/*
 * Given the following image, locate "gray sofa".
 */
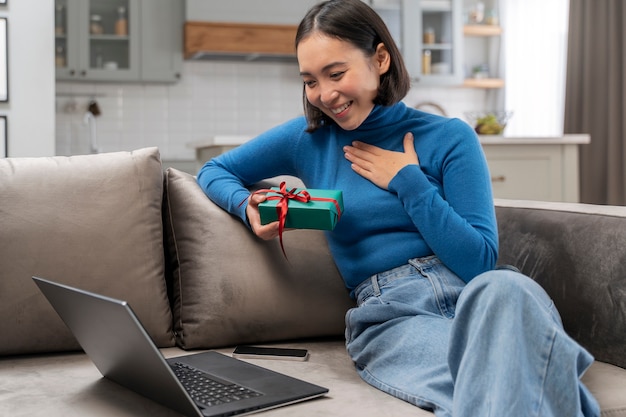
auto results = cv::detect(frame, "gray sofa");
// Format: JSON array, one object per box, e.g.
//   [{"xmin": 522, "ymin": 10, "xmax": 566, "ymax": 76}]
[{"xmin": 1, "ymin": 147, "xmax": 625, "ymax": 417}]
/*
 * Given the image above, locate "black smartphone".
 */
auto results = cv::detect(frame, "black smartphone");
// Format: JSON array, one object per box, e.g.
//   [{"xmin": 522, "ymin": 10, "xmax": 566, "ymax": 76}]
[{"xmin": 232, "ymin": 345, "xmax": 310, "ymax": 361}]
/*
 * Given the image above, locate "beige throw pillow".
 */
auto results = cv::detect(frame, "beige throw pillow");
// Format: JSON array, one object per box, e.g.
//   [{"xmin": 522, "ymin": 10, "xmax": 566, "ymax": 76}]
[
  {"xmin": 163, "ymin": 168, "xmax": 354, "ymax": 349},
  {"xmin": 0, "ymin": 148, "xmax": 174, "ymax": 355}
]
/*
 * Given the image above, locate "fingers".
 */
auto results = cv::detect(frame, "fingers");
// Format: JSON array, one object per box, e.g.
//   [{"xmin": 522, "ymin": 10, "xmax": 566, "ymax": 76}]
[
  {"xmin": 342, "ymin": 132, "xmax": 420, "ymax": 190},
  {"xmin": 246, "ymin": 194, "xmax": 280, "ymax": 240},
  {"xmin": 343, "ymin": 141, "xmax": 377, "ymax": 165},
  {"xmin": 255, "ymin": 222, "xmax": 280, "ymax": 240},
  {"xmin": 403, "ymin": 132, "xmax": 414, "ymax": 153},
  {"xmin": 403, "ymin": 132, "xmax": 419, "ymax": 165}
]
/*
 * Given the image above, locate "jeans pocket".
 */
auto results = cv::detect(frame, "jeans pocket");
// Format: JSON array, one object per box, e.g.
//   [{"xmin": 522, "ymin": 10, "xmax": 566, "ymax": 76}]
[{"xmin": 409, "ymin": 258, "xmax": 466, "ymax": 319}]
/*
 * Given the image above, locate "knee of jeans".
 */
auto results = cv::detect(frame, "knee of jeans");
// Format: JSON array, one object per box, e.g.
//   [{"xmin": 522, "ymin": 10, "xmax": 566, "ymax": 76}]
[
  {"xmin": 462, "ymin": 269, "xmax": 553, "ymax": 312},
  {"xmin": 463, "ymin": 269, "xmax": 530, "ymax": 303},
  {"xmin": 471, "ymin": 267, "xmax": 518, "ymax": 283},
  {"xmin": 495, "ymin": 264, "xmax": 521, "ymax": 273}
]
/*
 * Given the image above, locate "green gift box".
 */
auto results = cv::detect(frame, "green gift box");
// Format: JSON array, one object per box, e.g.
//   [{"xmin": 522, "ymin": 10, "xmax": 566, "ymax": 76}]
[{"xmin": 259, "ymin": 186, "xmax": 343, "ymax": 231}]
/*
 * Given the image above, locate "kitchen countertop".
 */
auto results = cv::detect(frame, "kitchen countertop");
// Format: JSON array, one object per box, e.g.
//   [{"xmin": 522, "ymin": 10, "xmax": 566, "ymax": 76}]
[
  {"xmin": 187, "ymin": 135, "xmax": 253, "ymax": 149},
  {"xmin": 478, "ymin": 134, "xmax": 590, "ymax": 145},
  {"xmin": 188, "ymin": 134, "xmax": 591, "ymax": 150}
]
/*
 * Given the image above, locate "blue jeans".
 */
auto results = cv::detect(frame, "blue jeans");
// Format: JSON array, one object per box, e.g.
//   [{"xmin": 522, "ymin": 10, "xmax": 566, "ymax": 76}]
[{"xmin": 345, "ymin": 256, "xmax": 600, "ymax": 417}]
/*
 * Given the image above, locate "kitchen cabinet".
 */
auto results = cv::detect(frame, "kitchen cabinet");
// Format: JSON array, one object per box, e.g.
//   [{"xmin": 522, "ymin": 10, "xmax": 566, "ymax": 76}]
[
  {"xmin": 480, "ymin": 135, "xmax": 590, "ymax": 203},
  {"xmin": 140, "ymin": 0, "xmax": 183, "ymax": 83},
  {"xmin": 369, "ymin": 0, "xmax": 463, "ymax": 85},
  {"xmin": 54, "ymin": 0, "xmax": 182, "ymax": 83},
  {"xmin": 185, "ymin": 0, "xmax": 319, "ymax": 25}
]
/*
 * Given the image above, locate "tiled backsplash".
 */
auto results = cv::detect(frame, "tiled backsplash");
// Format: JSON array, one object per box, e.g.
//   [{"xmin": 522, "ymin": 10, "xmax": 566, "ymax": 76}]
[{"xmin": 55, "ymin": 61, "xmax": 485, "ymax": 162}]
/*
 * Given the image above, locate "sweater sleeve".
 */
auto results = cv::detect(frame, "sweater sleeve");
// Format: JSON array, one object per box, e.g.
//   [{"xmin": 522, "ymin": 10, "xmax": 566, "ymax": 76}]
[
  {"xmin": 196, "ymin": 118, "xmax": 305, "ymax": 223},
  {"xmin": 388, "ymin": 118, "xmax": 498, "ymax": 282}
]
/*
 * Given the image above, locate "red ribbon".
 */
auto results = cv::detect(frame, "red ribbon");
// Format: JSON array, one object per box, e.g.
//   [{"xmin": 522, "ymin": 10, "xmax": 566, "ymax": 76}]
[{"xmin": 243, "ymin": 182, "xmax": 341, "ymax": 259}]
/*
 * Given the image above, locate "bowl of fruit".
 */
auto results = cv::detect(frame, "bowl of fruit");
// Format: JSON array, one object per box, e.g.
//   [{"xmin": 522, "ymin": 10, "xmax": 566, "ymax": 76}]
[{"xmin": 464, "ymin": 111, "xmax": 513, "ymax": 135}]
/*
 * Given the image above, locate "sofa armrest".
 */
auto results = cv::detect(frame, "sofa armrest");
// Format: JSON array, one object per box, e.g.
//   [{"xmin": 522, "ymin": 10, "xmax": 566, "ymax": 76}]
[{"xmin": 495, "ymin": 199, "xmax": 626, "ymax": 369}]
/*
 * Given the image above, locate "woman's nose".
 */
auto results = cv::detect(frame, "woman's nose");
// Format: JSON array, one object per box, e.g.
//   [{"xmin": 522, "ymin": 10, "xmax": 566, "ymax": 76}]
[{"xmin": 319, "ymin": 83, "xmax": 338, "ymax": 105}]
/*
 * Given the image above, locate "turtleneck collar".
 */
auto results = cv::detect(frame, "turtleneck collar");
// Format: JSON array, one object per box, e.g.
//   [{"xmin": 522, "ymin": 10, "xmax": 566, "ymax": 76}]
[{"xmin": 349, "ymin": 102, "xmax": 407, "ymax": 133}]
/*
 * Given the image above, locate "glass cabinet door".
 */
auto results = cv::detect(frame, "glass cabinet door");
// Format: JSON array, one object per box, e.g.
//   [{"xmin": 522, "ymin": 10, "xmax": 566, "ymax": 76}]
[
  {"xmin": 81, "ymin": 0, "xmax": 139, "ymax": 81},
  {"xmin": 55, "ymin": 0, "xmax": 140, "ymax": 82},
  {"xmin": 416, "ymin": 0, "xmax": 463, "ymax": 85},
  {"xmin": 55, "ymin": 0, "xmax": 79, "ymax": 79},
  {"xmin": 369, "ymin": 0, "xmax": 463, "ymax": 85}
]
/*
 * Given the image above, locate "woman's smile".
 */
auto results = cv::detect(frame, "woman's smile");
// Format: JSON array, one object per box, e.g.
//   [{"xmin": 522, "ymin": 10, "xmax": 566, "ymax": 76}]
[{"xmin": 331, "ymin": 101, "xmax": 352, "ymax": 117}]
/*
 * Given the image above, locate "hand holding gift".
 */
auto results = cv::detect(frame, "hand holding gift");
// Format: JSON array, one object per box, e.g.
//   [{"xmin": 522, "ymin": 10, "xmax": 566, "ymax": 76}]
[{"xmin": 248, "ymin": 182, "xmax": 344, "ymax": 258}]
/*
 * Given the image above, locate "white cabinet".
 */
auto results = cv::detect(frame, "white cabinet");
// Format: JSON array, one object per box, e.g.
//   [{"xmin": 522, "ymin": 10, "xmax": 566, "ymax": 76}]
[
  {"xmin": 140, "ymin": 0, "xmax": 184, "ymax": 83},
  {"xmin": 185, "ymin": 0, "xmax": 320, "ymax": 25},
  {"xmin": 369, "ymin": 0, "xmax": 463, "ymax": 85},
  {"xmin": 55, "ymin": 0, "xmax": 140, "ymax": 82},
  {"xmin": 55, "ymin": 0, "xmax": 183, "ymax": 83},
  {"xmin": 480, "ymin": 135, "xmax": 590, "ymax": 202}
]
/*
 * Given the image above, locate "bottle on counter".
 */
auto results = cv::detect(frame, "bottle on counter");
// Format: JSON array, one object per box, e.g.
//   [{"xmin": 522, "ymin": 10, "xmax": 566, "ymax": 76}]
[
  {"xmin": 115, "ymin": 6, "xmax": 128, "ymax": 36},
  {"xmin": 422, "ymin": 50, "xmax": 432, "ymax": 75}
]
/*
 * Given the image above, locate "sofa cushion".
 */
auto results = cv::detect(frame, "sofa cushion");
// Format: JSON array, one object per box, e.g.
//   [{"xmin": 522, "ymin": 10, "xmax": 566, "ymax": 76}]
[
  {"xmin": 163, "ymin": 168, "xmax": 355, "ymax": 349},
  {"xmin": 495, "ymin": 199, "xmax": 626, "ymax": 370},
  {"xmin": 0, "ymin": 148, "xmax": 174, "ymax": 355}
]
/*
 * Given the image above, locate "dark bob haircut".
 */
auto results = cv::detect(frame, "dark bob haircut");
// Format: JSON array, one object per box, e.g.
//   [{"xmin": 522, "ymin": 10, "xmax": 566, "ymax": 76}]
[{"xmin": 295, "ymin": 0, "xmax": 411, "ymax": 132}]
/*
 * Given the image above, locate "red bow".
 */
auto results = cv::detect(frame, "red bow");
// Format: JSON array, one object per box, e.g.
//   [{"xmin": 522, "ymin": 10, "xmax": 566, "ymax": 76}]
[
  {"xmin": 253, "ymin": 182, "xmax": 310, "ymax": 258},
  {"xmin": 242, "ymin": 182, "xmax": 341, "ymax": 259}
]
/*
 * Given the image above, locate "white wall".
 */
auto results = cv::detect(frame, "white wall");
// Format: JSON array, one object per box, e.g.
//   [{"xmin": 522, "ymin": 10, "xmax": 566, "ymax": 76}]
[{"xmin": 1, "ymin": 1, "xmax": 55, "ymax": 157}]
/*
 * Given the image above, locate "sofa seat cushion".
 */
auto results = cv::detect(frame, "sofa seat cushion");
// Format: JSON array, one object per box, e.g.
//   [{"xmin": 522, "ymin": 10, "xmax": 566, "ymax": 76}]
[
  {"xmin": 163, "ymin": 168, "xmax": 355, "ymax": 349},
  {"xmin": 0, "ymin": 342, "xmax": 624, "ymax": 416},
  {"xmin": 0, "ymin": 148, "xmax": 174, "ymax": 355}
]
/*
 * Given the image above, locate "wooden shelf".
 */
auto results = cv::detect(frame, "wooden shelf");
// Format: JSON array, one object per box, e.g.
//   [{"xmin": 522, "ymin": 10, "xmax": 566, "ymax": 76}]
[
  {"xmin": 184, "ymin": 22, "xmax": 298, "ymax": 60},
  {"xmin": 463, "ymin": 25, "xmax": 503, "ymax": 36},
  {"xmin": 463, "ymin": 78, "xmax": 505, "ymax": 88}
]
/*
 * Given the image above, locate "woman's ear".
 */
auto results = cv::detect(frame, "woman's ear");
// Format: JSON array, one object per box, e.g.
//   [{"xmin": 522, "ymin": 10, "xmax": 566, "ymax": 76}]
[{"xmin": 374, "ymin": 43, "xmax": 391, "ymax": 75}]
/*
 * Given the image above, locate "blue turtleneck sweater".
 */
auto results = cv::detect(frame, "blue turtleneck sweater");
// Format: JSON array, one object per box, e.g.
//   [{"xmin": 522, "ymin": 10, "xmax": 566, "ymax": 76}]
[{"xmin": 197, "ymin": 102, "xmax": 498, "ymax": 292}]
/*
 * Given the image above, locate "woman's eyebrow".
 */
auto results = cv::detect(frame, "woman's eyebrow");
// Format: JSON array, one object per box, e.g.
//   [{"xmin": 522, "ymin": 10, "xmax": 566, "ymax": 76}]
[{"xmin": 299, "ymin": 61, "xmax": 347, "ymax": 77}]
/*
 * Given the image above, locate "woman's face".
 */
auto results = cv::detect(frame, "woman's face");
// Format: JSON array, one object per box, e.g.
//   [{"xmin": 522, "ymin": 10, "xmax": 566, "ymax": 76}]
[{"xmin": 297, "ymin": 32, "xmax": 390, "ymax": 131}]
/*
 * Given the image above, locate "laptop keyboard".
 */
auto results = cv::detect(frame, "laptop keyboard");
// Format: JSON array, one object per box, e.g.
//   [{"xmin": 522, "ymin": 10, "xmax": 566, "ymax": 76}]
[{"xmin": 171, "ymin": 362, "xmax": 263, "ymax": 407}]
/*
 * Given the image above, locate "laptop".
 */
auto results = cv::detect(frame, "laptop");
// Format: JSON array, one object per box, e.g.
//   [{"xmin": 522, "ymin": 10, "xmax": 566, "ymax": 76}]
[{"xmin": 32, "ymin": 276, "xmax": 328, "ymax": 417}]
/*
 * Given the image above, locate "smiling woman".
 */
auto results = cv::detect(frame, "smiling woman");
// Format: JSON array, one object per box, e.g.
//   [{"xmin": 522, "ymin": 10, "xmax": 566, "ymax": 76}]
[{"xmin": 196, "ymin": 1, "xmax": 600, "ymax": 415}]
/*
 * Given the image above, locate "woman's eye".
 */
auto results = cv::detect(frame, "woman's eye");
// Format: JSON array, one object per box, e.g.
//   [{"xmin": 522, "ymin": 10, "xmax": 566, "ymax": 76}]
[
  {"xmin": 303, "ymin": 80, "xmax": 316, "ymax": 88},
  {"xmin": 330, "ymin": 71, "xmax": 345, "ymax": 79}
]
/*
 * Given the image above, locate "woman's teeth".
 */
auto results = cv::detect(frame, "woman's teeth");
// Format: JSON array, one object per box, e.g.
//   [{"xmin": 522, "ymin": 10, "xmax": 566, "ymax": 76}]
[{"xmin": 332, "ymin": 102, "xmax": 351, "ymax": 115}]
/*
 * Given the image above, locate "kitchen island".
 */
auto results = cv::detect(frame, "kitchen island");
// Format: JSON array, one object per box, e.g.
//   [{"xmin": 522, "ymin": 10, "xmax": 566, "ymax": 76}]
[{"xmin": 190, "ymin": 134, "xmax": 590, "ymax": 203}]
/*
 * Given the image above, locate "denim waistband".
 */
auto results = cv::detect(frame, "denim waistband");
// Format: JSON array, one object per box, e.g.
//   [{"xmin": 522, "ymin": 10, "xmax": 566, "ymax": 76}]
[{"xmin": 351, "ymin": 255, "xmax": 441, "ymax": 301}]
